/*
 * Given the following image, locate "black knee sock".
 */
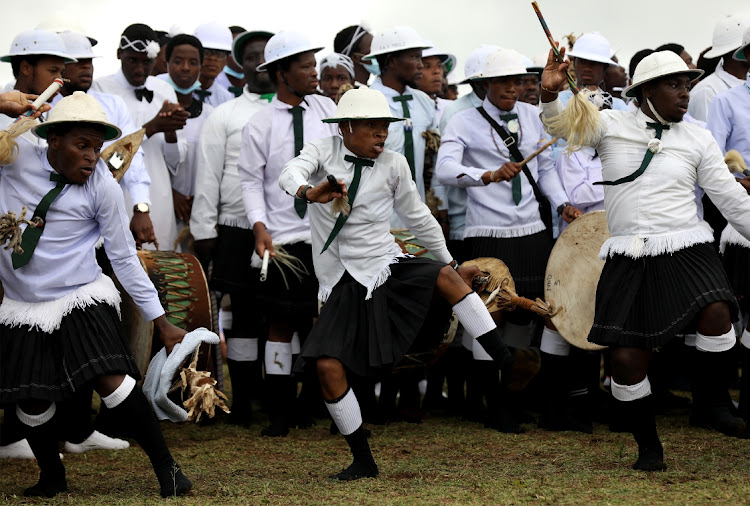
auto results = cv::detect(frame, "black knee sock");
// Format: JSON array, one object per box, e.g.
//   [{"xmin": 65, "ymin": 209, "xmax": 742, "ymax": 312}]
[
  {"xmin": 58, "ymin": 385, "xmax": 95, "ymax": 444},
  {"xmin": 23, "ymin": 417, "xmax": 67, "ymax": 497}
]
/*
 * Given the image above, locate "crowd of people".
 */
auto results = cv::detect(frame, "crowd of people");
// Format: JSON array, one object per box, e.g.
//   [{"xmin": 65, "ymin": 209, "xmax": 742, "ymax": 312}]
[{"xmin": 0, "ymin": 9, "xmax": 750, "ymax": 497}]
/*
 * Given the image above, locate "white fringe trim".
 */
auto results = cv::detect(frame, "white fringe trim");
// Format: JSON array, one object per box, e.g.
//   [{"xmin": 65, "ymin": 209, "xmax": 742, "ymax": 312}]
[
  {"xmin": 464, "ymin": 221, "xmax": 546, "ymax": 239},
  {"xmin": 94, "ymin": 236, "xmax": 105, "ymax": 249},
  {"xmin": 218, "ymin": 215, "xmax": 250, "ymax": 230},
  {"xmin": 0, "ymin": 276, "xmax": 122, "ymax": 334},
  {"xmin": 719, "ymin": 224, "xmax": 750, "ymax": 254},
  {"xmin": 599, "ymin": 226, "xmax": 714, "ymax": 260},
  {"xmin": 364, "ymin": 255, "xmax": 403, "ymax": 300},
  {"xmin": 318, "ymin": 284, "xmax": 334, "ymax": 304}
]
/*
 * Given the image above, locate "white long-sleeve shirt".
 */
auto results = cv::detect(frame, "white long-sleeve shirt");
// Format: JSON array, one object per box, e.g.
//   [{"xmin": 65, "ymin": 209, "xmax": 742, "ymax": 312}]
[
  {"xmin": 279, "ymin": 136, "xmax": 452, "ymax": 301},
  {"xmin": 51, "ymin": 90, "xmax": 152, "ymax": 206},
  {"xmin": 436, "ymin": 97, "xmax": 568, "ymax": 239},
  {"xmin": 369, "ymin": 78, "xmax": 447, "ymax": 217},
  {"xmin": 541, "ymin": 98, "xmax": 750, "ymax": 258},
  {"xmin": 237, "ymin": 94, "xmax": 337, "ymax": 245},
  {"xmin": 688, "ymin": 60, "xmax": 746, "ymax": 122},
  {"xmin": 706, "ymin": 76, "xmax": 750, "ymax": 161},
  {"xmin": 190, "ymin": 90, "xmax": 270, "ymax": 241},
  {"xmin": 92, "ymin": 70, "xmax": 186, "ymax": 250},
  {"xmin": 194, "ymin": 79, "xmax": 234, "ymax": 108},
  {"xmin": 0, "ymin": 139, "xmax": 164, "ymax": 322},
  {"xmin": 171, "ymin": 101, "xmax": 214, "ymax": 197},
  {"xmin": 556, "ymin": 147, "xmax": 605, "ymax": 232}
]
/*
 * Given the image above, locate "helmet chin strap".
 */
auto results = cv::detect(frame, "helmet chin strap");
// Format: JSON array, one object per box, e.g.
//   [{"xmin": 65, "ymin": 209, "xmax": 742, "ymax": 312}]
[
  {"xmin": 281, "ymin": 72, "xmax": 306, "ymax": 99},
  {"xmin": 646, "ymin": 97, "xmax": 669, "ymax": 125}
]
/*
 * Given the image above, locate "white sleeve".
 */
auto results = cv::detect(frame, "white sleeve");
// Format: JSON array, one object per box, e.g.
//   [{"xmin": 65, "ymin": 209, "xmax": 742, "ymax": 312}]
[
  {"xmin": 436, "ymin": 117, "xmax": 488, "ymax": 187},
  {"xmin": 237, "ymin": 121, "xmax": 267, "ymax": 227},
  {"xmin": 279, "ymin": 142, "xmax": 322, "ymax": 197},
  {"xmin": 190, "ymin": 112, "xmax": 225, "ymax": 240}
]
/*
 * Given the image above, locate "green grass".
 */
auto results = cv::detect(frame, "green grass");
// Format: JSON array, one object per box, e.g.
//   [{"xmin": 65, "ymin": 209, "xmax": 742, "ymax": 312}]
[{"xmin": 2, "ymin": 410, "xmax": 749, "ymax": 504}]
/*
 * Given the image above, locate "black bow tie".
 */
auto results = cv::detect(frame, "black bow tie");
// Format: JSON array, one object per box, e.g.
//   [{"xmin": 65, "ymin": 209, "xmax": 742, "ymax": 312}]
[
  {"xmin": 195, "ymin": 89, "xmax": 212, "ymax": 102},
  {"xmin": 134, "ymin": 87, "xmax": 153, "ymax": 103}
]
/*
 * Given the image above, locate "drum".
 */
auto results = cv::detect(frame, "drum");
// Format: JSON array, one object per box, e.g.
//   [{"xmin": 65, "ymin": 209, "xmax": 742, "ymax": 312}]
[
  {"xmin": 112, "ymin": 250, "xmax": 216, "ymax": 377},
  {"xmin": 545, "ymin": 211, "xmax": 610, "ymax": 351},
  {"xmin": 391, "ymin": 228, "xmax": 437, "ymax": 260}
]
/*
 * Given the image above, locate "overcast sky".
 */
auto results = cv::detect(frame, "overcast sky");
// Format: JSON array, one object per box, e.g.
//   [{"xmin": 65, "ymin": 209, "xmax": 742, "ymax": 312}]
[{"xmin": 1, "ymin": 0, "xmax": 749, "ymax": 86}]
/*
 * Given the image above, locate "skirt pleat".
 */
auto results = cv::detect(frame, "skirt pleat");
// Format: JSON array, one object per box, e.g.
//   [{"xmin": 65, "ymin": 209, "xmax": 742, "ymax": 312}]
[
  {"xmin": 0, "ymin": 302, "xmax": 140, "ymax": 403},
  {"xmin": 294, "ymin": 257, "xmax": 451, "ymax": 378},
  {"xmin": 589, "ymin": 242, "xmax": 739, "ymax": 348},
  {"xmin": 255, "ymin": 241, "xmax": 318, "ymax": 320}
]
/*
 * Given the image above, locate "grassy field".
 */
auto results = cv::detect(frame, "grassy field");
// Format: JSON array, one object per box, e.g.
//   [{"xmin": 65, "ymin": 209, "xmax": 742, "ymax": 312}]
[{"xmin": 2, "ymin": 396, "xmax": 749, "ymax": 505}]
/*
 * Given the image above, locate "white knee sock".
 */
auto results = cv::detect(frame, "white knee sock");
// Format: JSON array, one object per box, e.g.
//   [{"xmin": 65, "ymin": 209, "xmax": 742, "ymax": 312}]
[
  {"xmin": 695, "ymin": 328, "xmax": 736, "ymax": 352},
  {"xmin": 265, "ymin": 341, "xmax": 292, "ymax": 375},
  {"xmin": 101, "ymin": 375, "xmax": 136, "ymax": 409},
  {"xmin": 291, "ymin": 332, "xmax": 301, "ymax": 355},
  {"xmin": 452, "ymin": 293, "xmax": 496, "ymax": 338},
  {"xmin": 226, "ymin": 337, "xmax": 259, "ymax": 361},
  {"xmin": 325, "ymin": 387, "xmax": 363, "ymax": 436},
  {"xmin": 682, "ymin": 334, "xmax": 697, "ymax": 347},
  {"xmin": 16, "ymin": 403, "xmax": 56, "ymax": 427},
  {"xmin": 611, "ymin": 376, "xmax": 651, "ymax": 402},
  {"xmin": 540, "ymin": 327, "xmax": 570, "ymax": 357}
]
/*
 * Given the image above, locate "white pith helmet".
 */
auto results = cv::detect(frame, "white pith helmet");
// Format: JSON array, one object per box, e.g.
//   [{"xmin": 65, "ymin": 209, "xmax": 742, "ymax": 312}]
[
  {"xmin": 621, "ymin": 51, "xmax": 704, "ymax": 98},
  {"xmin": 256, "ymin": 31, "xmax": 324, "ymax": 71},
  {"xmin": 193, "ymin": 22, "xmax": 233, "ymax": 52},
  {"xmin": 422, "ymin": 44, "xmax": 457, "ymax": 74},
  {"xmin": 364, "ymin": 26, "xmax": 432, "ymax": 60},
  {"xmin": 733, "ymin": 25, "xmax": 750, "ymax": 61},
  {"xmin": 567, "ymin": 32, "xmax": 617, "ymax": 66},
  {"xmin": 479, "ymin": 48, "xmax": 532, "ymax": 79},
  {"xmin": 37, "ymin": 12, "xmax": 98, "ymax": 46},
  {"xmin": 460, "ymin": 44, "xmax": 502, "ymax": 84},
  {"xmin": 1, "ymin": 29, "xmax": 77, "ymax": 63},
  {"xmin": 34, "ymin": 91, "xmax": 121, "ymax": 141},
  {"xmin": 704, "ymin": 12, "xmax": 750, "ymax": 58},
  {"xmin": 322, "ymin": 88, "xmax": 403, "ymax": 123},
  {"xmin": 59, "ymin": 31, "xmax": 100, "ymax": 60}
]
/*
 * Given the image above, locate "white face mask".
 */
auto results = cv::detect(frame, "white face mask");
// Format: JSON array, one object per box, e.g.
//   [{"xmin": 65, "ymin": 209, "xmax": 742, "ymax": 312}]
[{"xmin": 362, "ymin": 59, "xmax": 380, "ymax": 76}]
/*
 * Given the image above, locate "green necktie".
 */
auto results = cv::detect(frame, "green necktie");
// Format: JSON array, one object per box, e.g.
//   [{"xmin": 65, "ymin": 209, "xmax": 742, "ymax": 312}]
[
  {"xmin": 596, "ymin": 122, "xmax": 670, "ymax": 186},
  {"xmin": 500, "ymin": 113, "xmax": 522, "ymax": 205},
  {"xmin": 321, "ymin": 154, "xmax": 374, "ymax": 253},
  {"xmin": 290, "ymin": 105, "xmax": 307, "ymax": 218},
  {"xmin": 392, "ymin": 94, "xmax": 415, "ymax": 180},
  {"xmin": 260, "ymin": 92, "xmax": 275, "ymax": 103},
  {"xmin": 228, "ymin": 86, "xmax": 243, "ymax": 97},
  {"xmin": 195, "ymin": 89, "xmax": 212, "ymax": 103},
  {"xmin": 12, "ymin": 172, "xmax": 70, "ymax": 269}
]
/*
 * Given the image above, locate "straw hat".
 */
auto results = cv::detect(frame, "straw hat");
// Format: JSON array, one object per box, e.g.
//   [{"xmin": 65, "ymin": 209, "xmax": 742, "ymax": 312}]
[
  {"xmin": 364, "ymin": 26, "xmax": 432, "ymax": 60},
  {"xmin": 256, "ymin": 31, "xmax": 323, "ymax": 71},
  {"xmin": 34, "ymin": 91, "xmax": 121, "ymax": 141},
  {"xmin": 621, "ymin": 51, "xmax": 703, "ymax": 98},
  {"xmin": 733, "ymin": 25, "xmax": 750, "ymax": 61},
  {"xmin": 478, "ymin": 48, "xmax": 532, "ymax": 80},
  {"xmin": 231, "ymin": 29, "xmax": 274, "ymax": 64},
  {"xmin": 704, "ymin": 12, "xmax": 750, "ymax": 59},
  {"xmin": 322, "ymin": 88, "xmax": 403, "ymax": 123},
  {"xmin": 567, "ymin": 32, "xmax": 617, "ymax": 66},
  {"xmin": 0, "ymin": 29, "xmax": 76, "ymax": 63}
]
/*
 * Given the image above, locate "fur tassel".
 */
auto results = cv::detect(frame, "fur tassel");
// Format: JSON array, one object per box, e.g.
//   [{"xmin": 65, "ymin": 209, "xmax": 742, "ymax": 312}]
[
  {"xmin": 542, "ymin": 89, "xmax": 604, "ymax": 153},
  {"xmin": 719, "ymin": 223, "xmax": 750, "ymax": 254},
  {"xmin": 317, "ymin": 284, "xmax": 334, "ymax": 303},
  {"xmin": 465, "ymin": 222, "xmax": 546, "ymax": 239},
  {"xmin": 0, "ymin": 276, "xmax": 121, "ymax": 333},
  {"xmin": 599, "ymin": 227, "xmax": 714, "ymax": 259},
  {"xmin": 725, "ymin": 150, "xmax": 748, "ymax": 175},
  {"xmin": 0, "ymin": 117, "xmax": 37, "ymax": 166}
]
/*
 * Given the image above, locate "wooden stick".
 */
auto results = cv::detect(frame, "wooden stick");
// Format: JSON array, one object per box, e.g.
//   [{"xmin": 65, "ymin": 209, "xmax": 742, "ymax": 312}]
[
  {"xmin": 530, "ymin": 1, "xmax": 579, "ymax": 94},
  {"xmin": 520, "ymin": 137, "xmax": 558, "ymax": 165}
]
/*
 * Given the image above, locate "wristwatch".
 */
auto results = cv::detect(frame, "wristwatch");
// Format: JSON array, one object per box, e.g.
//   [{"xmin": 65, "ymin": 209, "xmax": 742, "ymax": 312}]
[
  {"xmin": 556, "ymin": 202, "xmax": 572, "ymax": 216},
  {"xmin": 134, "ymin": 202, "xmax": 150, "ymax": 213}
]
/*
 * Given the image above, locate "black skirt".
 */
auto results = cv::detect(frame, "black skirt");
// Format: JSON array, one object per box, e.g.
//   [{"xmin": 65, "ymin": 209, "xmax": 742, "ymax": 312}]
[
  {"xmin": 465, "ymin": 230, "xmax": 554, "ymax": 300},
  {"xmin": 0, "ymin": 302, "xmax": 140, "ymax": 403},
  {"xmin": 589, "ymin": 242, "xmax": 739, "ymax": 348},
  {"xmin": 210, "ymin": 224, "xmax": 256, "ymax": 293},
  {"xmin": 294, "ymin": 257, "xmax": 452, "ymax": 378},
  {"xmin": 255, "ymin": 241, "xmax": 318, "ymax": 321},
  {"xmin": 721, "ymin": 244, "xmax": 750, "ymax": 307}
]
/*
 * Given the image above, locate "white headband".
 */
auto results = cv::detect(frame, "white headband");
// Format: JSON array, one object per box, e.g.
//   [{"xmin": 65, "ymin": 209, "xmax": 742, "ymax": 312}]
[
  {"xmin": 321, "ymin": 53, "xmax": 355, "ymax": 77},
  {"xmin": 340, "ymin": 23, "xmax": 369, "ymax": 57},
  {"xmin": 120, "ymin": 35, "xmax": 160, "ymax": 59}
]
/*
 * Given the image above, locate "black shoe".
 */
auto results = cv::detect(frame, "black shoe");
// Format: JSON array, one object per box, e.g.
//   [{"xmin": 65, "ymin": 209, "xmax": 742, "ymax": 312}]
[
  {"xmin": 23, "ymin": 473, "xmax": 68, "ymax": 498},
  {"xmin": 157, "ymin": 462, "xmax": 193, "ymax": 498},
  {"xmin": 485, "ymin": 409, "xmax": 525, "ymax": 434},
  {"xmin": 261, "ymin": 419, "xmax": 289, "ymax": 437},
  {"xmin": 329, "ymin": 460, "xmax": 379, "ymax": 481},
  {"xmin": 538, "ymin": 412, "xmax": 592, "ymax": 434},
  {"xmin": 632, "ymin": 444, "xmax": 667, "ymax": 472}
]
